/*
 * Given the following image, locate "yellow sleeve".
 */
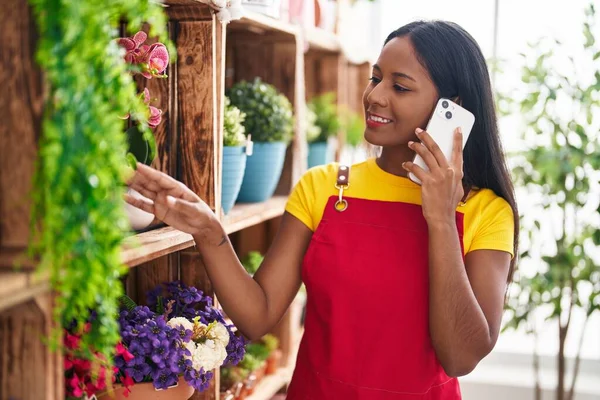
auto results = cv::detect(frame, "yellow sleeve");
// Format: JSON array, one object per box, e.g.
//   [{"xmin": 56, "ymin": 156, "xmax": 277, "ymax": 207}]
[
  {"xmin": 285, "ymin": 168, "xmax": 318, "ymax": 231},
  {"xmin": 469, "ymin": 195, "xmax": 515, "ymax": 257},
  {"xmin": 285, "ymin": 164, "xmax": 337, "ymax": 231}
]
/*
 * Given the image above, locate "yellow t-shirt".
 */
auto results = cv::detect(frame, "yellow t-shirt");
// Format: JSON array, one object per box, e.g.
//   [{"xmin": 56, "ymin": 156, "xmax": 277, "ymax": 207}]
[{"xmin": 285, "ymin": 158, "xmax": 515, "ymax": 257}]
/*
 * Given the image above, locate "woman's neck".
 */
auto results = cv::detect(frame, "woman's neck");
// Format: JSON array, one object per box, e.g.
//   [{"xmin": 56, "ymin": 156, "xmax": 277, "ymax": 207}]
[{"xmin": 377, "ymin": 145, "xmax": 415, "ymax": 178}]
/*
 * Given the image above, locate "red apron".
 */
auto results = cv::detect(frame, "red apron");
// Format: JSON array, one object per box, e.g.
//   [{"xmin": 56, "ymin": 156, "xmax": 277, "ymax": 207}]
[{"xmin": 286, "ymin": 167, "xmax": 464, "ymax": 399}]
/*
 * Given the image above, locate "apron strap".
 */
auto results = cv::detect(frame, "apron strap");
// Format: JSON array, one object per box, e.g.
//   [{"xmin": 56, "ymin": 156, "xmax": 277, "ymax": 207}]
[{"xmin": 335, "ymin": 165, "xmax": 350, "ymax": 212}]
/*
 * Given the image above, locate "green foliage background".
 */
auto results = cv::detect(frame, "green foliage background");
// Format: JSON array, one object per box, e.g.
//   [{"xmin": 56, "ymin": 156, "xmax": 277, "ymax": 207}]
[{"xmin": 27, "ymin": 0, "xmax": 170, "ymax": 363}]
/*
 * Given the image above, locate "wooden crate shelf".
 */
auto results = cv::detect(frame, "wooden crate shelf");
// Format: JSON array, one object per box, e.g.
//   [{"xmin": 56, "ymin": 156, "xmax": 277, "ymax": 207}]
[
  {"xmin": 0, "ymin": 271, "xmax": 50, "ymax": 313},
  {"xmin": 223, "ymin": 196, "xmax": 287, "ymax": 235},
  {"xmin": 229, "ymin": 11, "xmax": 298, "ymax": 38},
  {"xmin": 305, "ymin": 27, "xmax": 341, "ymax": 53},
  {"xmin": 122, "ymin": 227, "xmax": 195, "ymax": 267}
]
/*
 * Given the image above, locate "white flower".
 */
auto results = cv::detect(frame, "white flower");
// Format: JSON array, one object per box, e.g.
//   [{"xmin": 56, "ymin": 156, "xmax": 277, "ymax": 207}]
[
  {"xmin": 167, "ymin": 317, "xmax": 194, "ymax": 332},
  {"xmin": 209, "ymin": 322, "xmax": 230, "ymax": 347},
  {"xmin": 216, "ymin": 8, "xmax": 232, "ymax": 23},
  {"xmin": 188, "ymin": 339, "xmax": 228, "ymax": 372}
]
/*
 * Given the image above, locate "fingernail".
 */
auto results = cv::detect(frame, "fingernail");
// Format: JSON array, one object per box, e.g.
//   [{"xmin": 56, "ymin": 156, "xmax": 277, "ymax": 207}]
[
  {"xmin": 457, "ymin": 127, "xmax": 463, "ymax": 134},
  {"xmin": 415, "ymin": 128, "xmax": 423, "ymax": 134},
  {"xmin": 408, "ymin": 141, "xmax": 414, "ymax": 147}
]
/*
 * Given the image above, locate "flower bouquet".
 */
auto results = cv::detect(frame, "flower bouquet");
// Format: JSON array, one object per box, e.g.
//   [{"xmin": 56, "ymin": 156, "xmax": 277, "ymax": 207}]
[{"xmin": 64, "ymin": 282, "xmax": 246, "ymax": 400}]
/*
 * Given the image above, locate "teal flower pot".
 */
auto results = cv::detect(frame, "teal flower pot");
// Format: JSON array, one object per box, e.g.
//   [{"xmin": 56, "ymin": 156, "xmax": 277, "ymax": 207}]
[
  {"xmin": 237, "ymin": 142, "xmax": 287, "ymax": 203},
  {"xmin": 308, "ymin": 142, "xmax": 332, "ymax": 168},
  {"xmin": 221, "ymin": 146, "xmax": 247, "ymax": 215}
]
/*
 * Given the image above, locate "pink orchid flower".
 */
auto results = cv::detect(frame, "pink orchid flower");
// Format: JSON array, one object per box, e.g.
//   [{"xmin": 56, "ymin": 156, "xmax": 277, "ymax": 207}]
[
  {"xmin": 117, "ymin": 31, "xmax": 148, "ymax": 64},
  {"xmin": 140, "ymin": 43, "xmax": 169, "ymax": 79}
]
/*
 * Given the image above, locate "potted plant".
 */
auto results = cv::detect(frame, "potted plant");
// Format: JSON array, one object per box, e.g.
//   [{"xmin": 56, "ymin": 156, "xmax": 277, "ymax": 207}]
[
  {"xmin": 222, "ymin": 96, "xmax": 248, "ymax": 215},
  {"xmin": 117, "ymin": 30, "xmax": 170, "ymax": 230},
  {"xmin": 262, "ymin": 334, "xmax": 282, "ymax": 375},
  {"xmin": 501, "ymin": 4, "xmax": 600, "ymax": 400},
  {"xmin": 307, "ymin": 92, "xmax": 340, "ymax": 168},
  {"xmin": 64, "ymin": 281, "xmax": 247, "ymax": 400},
  {"xmin": 340, "ymin": 108, "xmax": 365, "ymax": 164},
  {"xmin": 228, "ymin": 78, "xmax": 294, "ymax": 203}
]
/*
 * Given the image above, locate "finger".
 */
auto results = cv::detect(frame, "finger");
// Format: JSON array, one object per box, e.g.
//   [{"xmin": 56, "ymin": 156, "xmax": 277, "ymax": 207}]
[
  {"xmin": 451, "ymin": 127, "xmax": 464, "ymax": 170},
  {"xmin": 127, "ymin": 170, "xmax": 164, "ymax": 193},
  {"xmin": 402, "ymin": 161, "xmax": 428, "ymax": 183},
  {"xmin": 408, "ymin": 139, "xmax": 439, "ymax": 172},
  {"xmin": 416, "ymin": 128, "xmax": 449, "ymax": 168},
  {"xmin": 136, "ymin": 163, "xmax": 200, "ymax": 202},
  {"xmin": 159, "ymin": 194, "xmax": 199, "ymax": 218},
  {"xmin": 128, "ymin": 181, "xmax": 158, "ymax": 201},
  {"xmin": 124, "ymin": 193, "xmax": 155, "ymax": 215}
]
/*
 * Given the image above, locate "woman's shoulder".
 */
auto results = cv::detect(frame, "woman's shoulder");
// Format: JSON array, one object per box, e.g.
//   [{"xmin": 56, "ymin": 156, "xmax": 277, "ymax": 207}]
[{"xmin": 466, "ymin": 187, "xmax": 513, "ymax": 217}]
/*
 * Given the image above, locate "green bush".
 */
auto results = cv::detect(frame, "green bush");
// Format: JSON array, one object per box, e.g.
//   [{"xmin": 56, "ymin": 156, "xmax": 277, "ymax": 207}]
[
  {"xmin": 341, "ymin": 109, "xmax": 365, "ymax": 148},
  {"xmin": 305, "ymin": 104, "xmax": 321, "ymax": 143},
  {"xmin": 223, "ymin": 96, "xmax": 247, "ymax": 147},
  {"xmin": 227, "ymin": 78, "xmax": 294, "ymax": 143},
  {"xmin": 308, "ymin": 92, "xmax": 341, "ymax": 143},
  {"xmin": 242, "ymin": 251, "xmax": 264, "ymax": 276}
]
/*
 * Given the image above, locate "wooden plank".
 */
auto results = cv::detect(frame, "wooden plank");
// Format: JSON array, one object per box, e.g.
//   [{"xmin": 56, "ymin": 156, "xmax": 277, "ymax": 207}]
[
  {"xmin": 223, "ymin": 196, "xmax": 287, "ymax": 235},
  {"xmin": 0, "ymin": 271, "xmax": 50, "ymax": 313},
  {"xmin": 177, "ymin": 19, "xmax": 218, "ymax": 208},
  {"xmin": 229, "ymin": 11, "xmax": 298, "ymax": 39},
  {"xmin": 0, "ymin": 0, "xmax": 43, "ymax": 269},
  {"xmin": 305, "ymin": 27, "xmax": 341, "ymax": 53},
  {"xmin": 214, "ymin": 20, "xmax": 226, "ymax": 219},
  {"xmin": 121, "ymin": 226, "xmax": 194, "ymax": 267},
  {"xmin": 165, "ymin": 4, "xmax": 214, "ymax": 21},
  {"xmin": 0, "ymin": 295, "xmax": 62, "ymax": 400},
  {"xmin": 133, "ymin": 255, "xmax": 178, "ymax": 304}
]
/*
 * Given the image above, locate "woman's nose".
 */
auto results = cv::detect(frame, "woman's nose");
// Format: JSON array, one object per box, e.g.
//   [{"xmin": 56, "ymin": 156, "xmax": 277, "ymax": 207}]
[{"xmin": 366, "ymin": 83, "xmax": 389, "ymax": 108}]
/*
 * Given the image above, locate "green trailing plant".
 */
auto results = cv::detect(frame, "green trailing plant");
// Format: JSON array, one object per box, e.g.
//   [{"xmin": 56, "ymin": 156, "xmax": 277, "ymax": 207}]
[
  {"xmin": 501, "ymin": 4, "xmax": 600, "ymax": 400},
  {"xmin": 242, "ymin": 251, "xmax": 264, "ymax": 276},
  {"xmin": 227, "ymin": 78, "xmax": 294, "ymax": 143},
  {"xmin": 224, "ymin": 96, "xmax": 247, "ymax": 147},
  {"xmin": 27, "ymin": 0, "xmax": 171, "ymax": 365},
  {"xmin": 308, "ymin": 92, "xmax": 341, "ymax": 143}
]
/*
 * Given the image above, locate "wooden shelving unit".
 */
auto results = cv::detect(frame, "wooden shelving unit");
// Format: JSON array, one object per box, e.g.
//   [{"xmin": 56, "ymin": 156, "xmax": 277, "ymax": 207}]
[{"xmin": 0, "ymin": 0, "xmax": 368, "ymax": 399}]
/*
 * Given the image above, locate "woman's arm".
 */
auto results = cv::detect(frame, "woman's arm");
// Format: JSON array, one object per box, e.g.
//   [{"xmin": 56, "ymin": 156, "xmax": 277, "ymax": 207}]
[
  {"xmin": 403, "ymin": 128, "xmax": 512, "ymax": 377},
  {"xmin": 126, "ymin": 163, "xmax": 313, "ymax": 340}
]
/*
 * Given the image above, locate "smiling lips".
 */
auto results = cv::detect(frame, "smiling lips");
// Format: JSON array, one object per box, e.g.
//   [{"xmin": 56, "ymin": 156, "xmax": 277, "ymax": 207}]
[{"xmin": 366, "ymin": 112, "xmax": 393, "ymax": 128}]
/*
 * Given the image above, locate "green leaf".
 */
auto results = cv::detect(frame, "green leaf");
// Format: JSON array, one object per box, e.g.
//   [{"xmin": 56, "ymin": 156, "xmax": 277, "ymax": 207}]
[{"xmin": 119, "ymin": 295, "xmax": 138, "ymax": 312}]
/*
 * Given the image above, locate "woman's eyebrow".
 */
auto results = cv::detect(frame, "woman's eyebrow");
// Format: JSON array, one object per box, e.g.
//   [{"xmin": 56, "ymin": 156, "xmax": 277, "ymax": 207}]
[{"xmin": 373, "ymin": 64, "xmax": 416, "ymax": 82}]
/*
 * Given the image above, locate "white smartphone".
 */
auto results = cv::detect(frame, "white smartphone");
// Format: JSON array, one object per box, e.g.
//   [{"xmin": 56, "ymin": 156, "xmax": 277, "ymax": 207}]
[{"xmin": 408, "ymin": 98, "xmax": 475, "ymax": 185}]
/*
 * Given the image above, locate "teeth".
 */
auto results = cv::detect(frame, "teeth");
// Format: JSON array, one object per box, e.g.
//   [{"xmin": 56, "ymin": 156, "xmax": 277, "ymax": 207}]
[{"xmin": 369, "ymin": 115, "xmax": 392, "ymax": 123}]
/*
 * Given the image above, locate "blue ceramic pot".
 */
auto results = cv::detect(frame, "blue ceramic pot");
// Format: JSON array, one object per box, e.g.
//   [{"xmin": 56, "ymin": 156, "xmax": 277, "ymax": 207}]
[
  {"xmin": 237, "ymin": 142, "xmax": 287, "ymax": 203},
  {"xmin": 221, "ymin": 146, "xmax": 247, "ymax": 214},
  {"xmin": 307, "ymin": 141, "xmax": 332, "ymax": 168}
]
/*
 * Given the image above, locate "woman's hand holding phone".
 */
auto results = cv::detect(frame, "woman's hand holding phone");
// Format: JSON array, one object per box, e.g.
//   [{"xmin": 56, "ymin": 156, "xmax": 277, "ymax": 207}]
[{"xmin": 402, "ymin": 127, "xmax": 465, "ymax": 228}]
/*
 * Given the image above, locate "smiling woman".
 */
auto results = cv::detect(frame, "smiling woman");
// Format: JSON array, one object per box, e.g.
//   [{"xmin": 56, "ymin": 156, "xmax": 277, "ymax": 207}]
[{"xmin": 125, "ymin": 19, "xmax": 519, "ymax": 400}]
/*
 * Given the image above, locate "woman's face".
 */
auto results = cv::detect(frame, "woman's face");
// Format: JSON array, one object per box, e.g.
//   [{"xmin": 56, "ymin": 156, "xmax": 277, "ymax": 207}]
[{"xmin": 362, "ymin": 36, "xmax": 439, "ymax": 147}]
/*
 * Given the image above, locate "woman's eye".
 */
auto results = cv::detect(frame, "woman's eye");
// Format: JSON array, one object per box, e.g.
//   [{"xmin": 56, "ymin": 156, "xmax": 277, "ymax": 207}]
[
  {"xmin": 394, "ymin": 85, "xmax": 409, "ymax": 93},
  {"xmin": 369, "ymin": 76, "xmax": 381, "ymax": 84}
]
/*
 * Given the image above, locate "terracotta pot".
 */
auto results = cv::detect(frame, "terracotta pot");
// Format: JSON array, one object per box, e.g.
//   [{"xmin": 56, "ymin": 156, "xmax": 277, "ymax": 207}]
[
  {"xmin": 97, "ymin": 376, "xmax": 194, "ymax": 400},
  {"xmin": 265, "ymin": 349, "xmax": 282, "ymax": 375}
]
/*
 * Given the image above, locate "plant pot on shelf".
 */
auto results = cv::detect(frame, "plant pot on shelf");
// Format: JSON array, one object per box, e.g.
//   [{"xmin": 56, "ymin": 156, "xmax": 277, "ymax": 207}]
[
  {"xmin": 236, "ymin": 142, "xmax": 287, "ymax": 203},
  {"xmin": 124, "ymin": 187, "xmax": 155, "ymax": 230},
  {"xmin": 222, "ymin": 146, "xmax": 248, "ymax": 214},
  {"xmin": 307, "ymin": 141, "xmax": 332, "ymax": 168},
  {"xmin": 242, "ymin": 0, "xmax": 282, "ymax": 18},
  {"xmin": 97, "ymin": 377, "xmax": 194, "ymax": 400},
  {"xmin": 265, "ymin": 349, "xmax": 283, "ymax": 375}
]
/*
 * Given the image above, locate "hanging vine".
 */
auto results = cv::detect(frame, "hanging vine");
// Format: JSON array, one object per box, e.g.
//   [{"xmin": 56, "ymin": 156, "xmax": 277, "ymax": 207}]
[{"xmin": 27, "ymin": 0, "xmax": 170, "ymax": 363}]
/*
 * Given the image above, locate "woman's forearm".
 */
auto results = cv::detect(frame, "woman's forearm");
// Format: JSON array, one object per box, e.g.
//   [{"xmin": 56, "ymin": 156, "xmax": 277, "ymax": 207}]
[
  {"xmin": 427, "ymin": 220, "xmax": 493, "ymax": 376},
  {"xmin": 192, "ymin": 219, "xmax": 270, "ymax": 340}
]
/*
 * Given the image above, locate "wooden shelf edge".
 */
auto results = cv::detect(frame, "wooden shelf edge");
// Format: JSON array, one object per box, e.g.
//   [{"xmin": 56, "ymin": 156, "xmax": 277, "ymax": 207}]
[
  {"xmin": 0, "ymin": 271, "xmax": 50, "ymax": 313},
  {"xmin": 222, "ymin": 196, "xmax": 287, "ymax": 235},
  {"xmin": 244, "ymin": 366, "xmax": 294, "ymax": 400},
  {"xmin": 304, "ymin": 28, "xmax": 341, "ymax": 53},
  {"xmin": 121, "ymin": 226, "xmax": 194, "ymax": 267},
  {"xmin": 230, "ymin": 11, "xmax": 298, "ymax": 38}
]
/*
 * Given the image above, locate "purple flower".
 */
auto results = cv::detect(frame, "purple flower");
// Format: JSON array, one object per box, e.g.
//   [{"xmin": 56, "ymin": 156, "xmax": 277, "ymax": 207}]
[
  {"xmin": 184, "ymin": 368, "xmax": 214, "ymax": 392},
  {"xmin": 151, "ymin": 370, "xmax": 179, "ymax": 390}
]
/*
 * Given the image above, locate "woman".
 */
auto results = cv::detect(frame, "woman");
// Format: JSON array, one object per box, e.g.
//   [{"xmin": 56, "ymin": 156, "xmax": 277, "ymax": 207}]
[{"xmin": 127, "ymin": 20, "xmax": 518, "ymax": 399}]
